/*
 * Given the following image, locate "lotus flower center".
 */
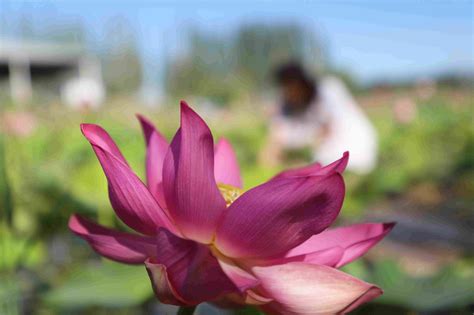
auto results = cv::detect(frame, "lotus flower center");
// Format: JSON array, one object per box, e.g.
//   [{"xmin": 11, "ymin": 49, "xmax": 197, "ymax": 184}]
[{"xmin": 218, "ymin": 183, "xmax": 243, "ymax": 207}]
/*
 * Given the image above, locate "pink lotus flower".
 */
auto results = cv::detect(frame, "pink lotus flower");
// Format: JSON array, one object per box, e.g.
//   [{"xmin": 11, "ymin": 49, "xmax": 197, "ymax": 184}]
[{"xmin": 69, "ymin": 101, "xmax": 394, "ymax": 314}]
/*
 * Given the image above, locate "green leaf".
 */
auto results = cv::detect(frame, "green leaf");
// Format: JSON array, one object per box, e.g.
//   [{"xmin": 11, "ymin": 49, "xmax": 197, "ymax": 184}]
[
  {"xmin": 0, "ymin": 134, "xmax": 14, "ymax": 228},
  {"xmin": 373, "ymin": 261, "xmax": 474, "ymax": 311},
  {"xmin": 43, "ymin": 262, "xmax": 153, "ymax": 309},
  {"xmin": 0, "ymin": 275, "xmax": 21, "ymax": 315},
  {"xmin": 0, "ymin": 228, "xmax": 45, "ymax": 271}
]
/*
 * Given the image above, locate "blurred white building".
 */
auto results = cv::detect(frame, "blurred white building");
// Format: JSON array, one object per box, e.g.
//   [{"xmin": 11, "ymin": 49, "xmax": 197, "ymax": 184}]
[{"xmin": 0, "ymin": 38, "xmax": 104, "ymax": 109}]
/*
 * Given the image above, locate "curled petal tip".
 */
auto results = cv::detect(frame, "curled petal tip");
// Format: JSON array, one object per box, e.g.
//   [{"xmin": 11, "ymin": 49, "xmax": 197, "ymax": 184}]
[
  {"xmin": 378, "ymin": 222, "xmax": 396, "ymax": 239},
  {"xmin": 341, "ymin": 286, "xmax": 383, "ymax": 314},
  {"xmin": 287, "ymin": 221, "xmax": 395, "ymax": 268},
  {"xmin": 384, "ymin": 222, "xmax": 396, "ymax": 231},
  {"xmin": 179, "ymin": 101, "xmax": 207, "ymax": 128},
  {"xmin": 80, "ymin": 123, "xmax": 99, "ymax": 136},
  {"xmin": 136, "ymin": 113, "xmax": 150, "ymax": 129},
  {"xmin": 68, "ymin": 214, "xmax": 82, "ymax": 232},
  {"xmin": 180, "ymin": 101, "xmax": 202, "ymax": 122},
  {"xmin": 80, "ymin": 124, "xmax": 126, "ymax": 160},
  {"xmin": 382, "ymin": 222, "xmax": 397, "ymax": 237},
  {"xmin": 180, "ymin": 101, "xmax": 194, "ymax": 115},
  {"xmin": 136, "ymin": 113, "xmax": 157, "ymax": 145},
  {"xmin": 217, "ymin": 137, "xmax": 230, "ymax": 146},
  {"xmin": 332, "ymin": 151, "xmax": 349, "ymax": 174},
  {"xmin": 341, "ymin": 151, "xmax": 349, "ymax": 163},
  {"xmin": 378, "ymin": 221, "xmax": 397, "ymax": 235},
  {"xmin": 136, "ymin": 113, "xmax": 152, "ymax": 125},
  {"xmin": 68, "ymin": 214, "xmax": 156, "ymax": 264}
]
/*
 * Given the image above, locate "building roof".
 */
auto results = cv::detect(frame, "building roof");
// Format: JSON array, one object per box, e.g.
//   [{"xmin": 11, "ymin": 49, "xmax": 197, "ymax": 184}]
[{"xmin": 0, "ymin": 38, "xmax": 84, "ymax": 66}]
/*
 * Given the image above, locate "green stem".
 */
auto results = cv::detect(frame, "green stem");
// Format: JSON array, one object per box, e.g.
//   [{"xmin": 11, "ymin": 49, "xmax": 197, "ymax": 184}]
[
  {"xmin": 177, "ymin": 305, "xmax": 197, "ymax": 315},
  {"xmin": 0, "ymin": 134, "xmax": 14, "ymax": 229}
]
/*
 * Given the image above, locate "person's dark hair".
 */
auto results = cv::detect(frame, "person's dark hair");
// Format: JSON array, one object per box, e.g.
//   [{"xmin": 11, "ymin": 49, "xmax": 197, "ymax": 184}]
[
  {"xmin": 274, "ymin": 62, "xmax": 308, "ymax": 84},
  {"xmin": 273, "ymin": 61, "xmax": 318, "ymax": 109}
]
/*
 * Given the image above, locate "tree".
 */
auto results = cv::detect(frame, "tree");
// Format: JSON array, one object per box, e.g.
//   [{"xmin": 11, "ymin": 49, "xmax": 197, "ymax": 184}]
[
  {"xmin": 233, "ymin": 23, "xmax": 326, "ymax": 88},
  {"xmin": 164, "ymin": 23, "xmax": 326, "ymax": 103},
  {"xmin": 102, "ymin": 17, "xmax": 142, "ymax": 94}
]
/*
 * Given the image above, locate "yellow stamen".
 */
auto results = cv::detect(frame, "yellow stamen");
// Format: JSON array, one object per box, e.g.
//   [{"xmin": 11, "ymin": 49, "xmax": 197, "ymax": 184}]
[{"xmin": 218, "ymin": 183, "xmax": 243, "ymax": 207}]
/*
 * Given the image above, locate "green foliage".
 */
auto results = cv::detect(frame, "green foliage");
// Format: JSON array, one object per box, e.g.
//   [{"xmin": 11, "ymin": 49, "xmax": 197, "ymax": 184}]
[
  {"xmin": 102, "ymin": 18, "xmax": 143, "ymax": 93},
  {"xmin": 342, "ymin": 259, "xmax": 474, "ymax": 312},
  {"xmin": 44, "ymin": 263, "xmax": 152, "ymax": 309},
  {"xmin": 0, "ymin": 88, "xmax": 472, "ymax": 313},
  {"xmin": 373, "ymin": 261, "xmax": 474, "ymax": 311},
  {"xmin": 233, "ymin": 23, "xmax": 325, "ymax": 88},
  {"xmin": 235, "ymin": 306, "xmax": 264, "ymax": 315},
  {"xmin": 0, "ymin": 275, "xmax": 21, "ymax": 315},
  {"xmin": 0, "ymin": 134, "xmax": 13, "ymax": 227},
  {"xmin": 165, "ymin": 24, "xmax": 325, "ymax": 103},
  {"xmin": 0, "ymin": 228, "xmax": 45, "ymax": 271},
  {"xmin": 343, "ymin": 94, "xmax": 474, "ymax": 216}
]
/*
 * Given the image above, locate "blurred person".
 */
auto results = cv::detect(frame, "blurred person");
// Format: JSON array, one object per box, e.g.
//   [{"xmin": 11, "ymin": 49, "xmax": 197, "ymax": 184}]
[
  {"xmin": 61, "ymin": 58, "xmax": 105, "ymax": 111},
  {"xmin": 260, "ymin": 61, "xmax": 378, "ymax": 174},
  {"xmin": 61, "ymin": 76, "xmax": 105, "ymax": 111}
]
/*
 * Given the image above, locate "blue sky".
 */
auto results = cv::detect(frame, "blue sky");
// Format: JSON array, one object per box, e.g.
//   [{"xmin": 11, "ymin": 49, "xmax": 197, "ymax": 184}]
[{"xmin": 1, "ymin": 0, "xmax": 473, "ymax": 84}]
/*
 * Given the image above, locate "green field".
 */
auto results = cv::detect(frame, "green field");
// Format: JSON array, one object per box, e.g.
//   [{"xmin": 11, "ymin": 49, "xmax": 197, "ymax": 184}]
[{"xmin": 1, "ymin": 87, "xmax": 473, "ymax": 314}]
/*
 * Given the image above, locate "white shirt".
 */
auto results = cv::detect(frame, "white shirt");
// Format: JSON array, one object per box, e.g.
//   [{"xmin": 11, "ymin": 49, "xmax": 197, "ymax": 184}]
[{"xmin": 273, "ymin": 76, "xmax": 378, "ymax": 174}]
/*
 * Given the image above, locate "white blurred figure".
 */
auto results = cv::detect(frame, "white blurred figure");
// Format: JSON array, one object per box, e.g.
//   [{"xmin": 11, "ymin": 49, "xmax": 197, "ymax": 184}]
[
  {"xmin": 316, "ymin": 76, "xmax": 378, "ymax": 174},
  {"xmin": 261, "ymin": 62, "xmax": 378, "ymax": 174},
  {"xmin": 61, "ymin": 57, "xmax": 105, "ymax": 111},
  {"xmin": 61, "ymin": 77, "xmax": 105, "ymax": 110}
]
